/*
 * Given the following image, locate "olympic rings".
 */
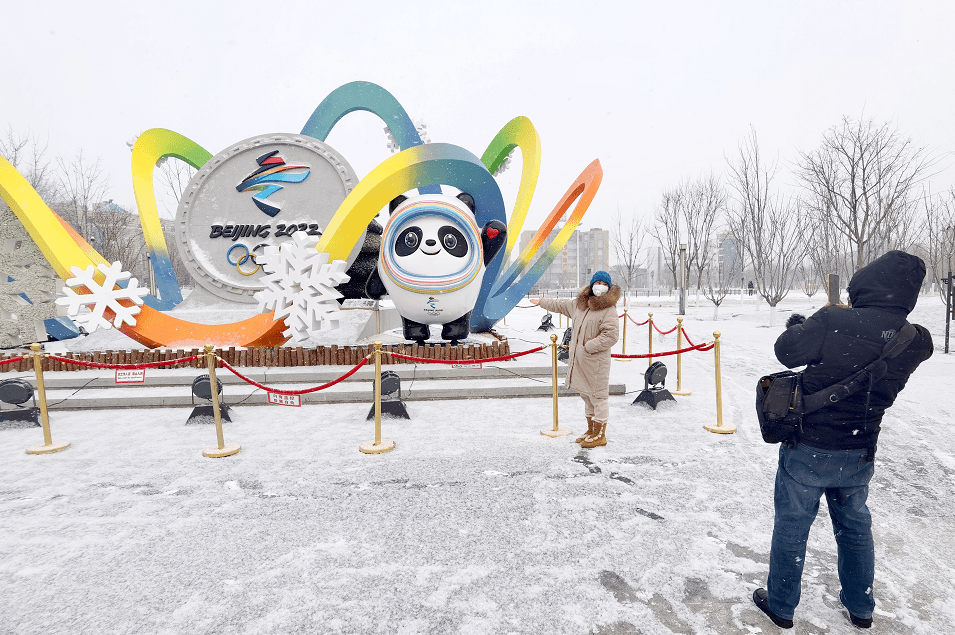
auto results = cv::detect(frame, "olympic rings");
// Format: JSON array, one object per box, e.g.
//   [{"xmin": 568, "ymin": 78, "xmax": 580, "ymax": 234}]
[{"xmin": 227, "ymin": 243, "xmax": 268, "ymax": 276}]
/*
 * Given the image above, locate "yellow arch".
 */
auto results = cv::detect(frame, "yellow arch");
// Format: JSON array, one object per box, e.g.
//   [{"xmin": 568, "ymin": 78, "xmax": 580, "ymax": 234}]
[{"xmin": 0, "ymin": 155, "xmax": 286, "ymax": 348}]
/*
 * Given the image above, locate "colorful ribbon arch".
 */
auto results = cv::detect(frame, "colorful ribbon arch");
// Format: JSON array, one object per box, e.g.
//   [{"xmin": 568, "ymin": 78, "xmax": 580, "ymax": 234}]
[
  {"xmin": 470, "ymin": 159, "xmax": 603, "ymax": 331},
  {"xmin": 315, "ymin": 143, "xmax": 505, "ymax": 262},
  {"xmin": 130, "ymin": 128, "xmax": 213, "ymax": 310},
  {"xmin": 480, "ymin": 116, "xmax": 542, "ymax": 266},
  {"xmin": 300, "ymin": 80, "xmax": 440, "ymax": 195},
  {"xmin": 0, "ymin": 155, "xmax": 287, "ymax": 348}
]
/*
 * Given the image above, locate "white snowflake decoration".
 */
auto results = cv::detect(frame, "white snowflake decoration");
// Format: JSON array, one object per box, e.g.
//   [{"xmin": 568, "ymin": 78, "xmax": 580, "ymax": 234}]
[
  {"xmin": 54, "ymin": 261, "xmax": 149, "ymax": 331},
  {"xmin": 253, "ymin": 231, "xmax": 350, "ymax": 343}
]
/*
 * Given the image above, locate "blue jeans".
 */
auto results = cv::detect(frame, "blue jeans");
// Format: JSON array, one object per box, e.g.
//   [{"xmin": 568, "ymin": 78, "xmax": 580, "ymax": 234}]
[{"xmin": 768, "ymin": 442, "xmax": 876, "ymax": 620}]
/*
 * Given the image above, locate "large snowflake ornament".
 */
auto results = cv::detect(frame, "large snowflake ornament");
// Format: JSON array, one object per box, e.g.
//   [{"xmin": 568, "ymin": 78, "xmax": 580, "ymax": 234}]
[
  {"xmin": 253, "ymin": 231, "xmax": 350, "ymax": 343},
  {"xmin": 55, "ymin": 262, "xmax": 149, "ymax": 331}
]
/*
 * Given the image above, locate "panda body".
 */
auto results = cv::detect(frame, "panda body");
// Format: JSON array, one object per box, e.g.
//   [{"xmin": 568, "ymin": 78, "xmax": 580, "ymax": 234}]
[{"xmin": 378, "ymin": 195, "xmax": 484, "ymax": 326}]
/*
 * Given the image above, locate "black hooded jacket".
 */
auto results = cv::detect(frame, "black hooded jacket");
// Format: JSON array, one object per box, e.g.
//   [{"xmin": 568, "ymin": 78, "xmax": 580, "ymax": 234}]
[{"xmin": 774, "ymin": 251, "xmax": 934, "ymax": 450}]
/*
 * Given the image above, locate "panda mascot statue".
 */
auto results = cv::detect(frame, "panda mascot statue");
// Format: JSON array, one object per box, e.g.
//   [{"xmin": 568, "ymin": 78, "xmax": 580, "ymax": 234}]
[{"xmin": 365, "ymin": 192, "xmax": 506, "ymax": 345}]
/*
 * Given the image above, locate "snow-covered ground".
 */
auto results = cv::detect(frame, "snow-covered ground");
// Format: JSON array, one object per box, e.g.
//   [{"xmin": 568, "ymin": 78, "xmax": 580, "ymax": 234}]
[{"xmin": 1, "ymin": 291, "xmax": 953, "ymax": 634}]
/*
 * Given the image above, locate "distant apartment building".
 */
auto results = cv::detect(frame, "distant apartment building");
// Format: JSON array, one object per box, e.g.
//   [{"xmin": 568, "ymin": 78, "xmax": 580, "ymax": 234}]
[{"xmin": 518, "ymin": 226, "xmax": 610, "ymax": 290}]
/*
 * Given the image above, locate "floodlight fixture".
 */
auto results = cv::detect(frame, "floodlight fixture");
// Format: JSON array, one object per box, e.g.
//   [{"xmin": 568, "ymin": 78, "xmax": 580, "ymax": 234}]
[
  {"xmin": 367, "ymin": 370, "xmax": 410, "ymax": 420},
  {"xmin": 537, "ymin": 313, "xmax": 555, "ymax": 331},
  {"xmin": 187, "ymin": 374, "xmax": 232, "ymax": 425},
  {"xmin": 0, "ymin": 378, "xmax": 40, "ymax": 427},
  {"xmin": 632, "ymin": 361, "xmax": 676, "ymax": 410}
]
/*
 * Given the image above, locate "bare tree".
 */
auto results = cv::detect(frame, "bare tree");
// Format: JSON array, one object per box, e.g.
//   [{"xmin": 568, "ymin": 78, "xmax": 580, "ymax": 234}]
[
  {"xmin": 89, "ymin": 203, "xmax": 148, "ymax": 280},
  {"xmin": 56, "ymin": 149, "xmax": 111, "ymax": 239},
  {"xmin": 156, "ymin": 157, "xmax": 197, "ymax": 217},
  {"xmin": 798, "ymin": 259, "xmax": 821, "ymax": 298},
  {"xmin": 610, "ymin": 207, "xmax": 645, "ymax": 304},
  {"xmin": 924, "ymin": 189, "xmax": 955, "ymax": 301},
  {"xmin": 728, "ymin": 128, "xmax": 809, "ymax": 326},
  {"xmin": 649, "ymin": 187, "xmax": 683, "ymax": 289},
  {"xmin": 804, "ymin": 210, "xmax": 854, "ymax": 289},
  {"xmin": 684, "ymin": 173, "xmax": 726, "ymax": 303},
  {"xmin": 702, "ymin": 233, "xmax": 738, "ymax": 320},
  {"xmin": 797, "ymin": 116, "xmax": 934, "ymax": 271},
  {"xmin": 0, "ymin": 126, "xmax": 59, "ymax": 201}
]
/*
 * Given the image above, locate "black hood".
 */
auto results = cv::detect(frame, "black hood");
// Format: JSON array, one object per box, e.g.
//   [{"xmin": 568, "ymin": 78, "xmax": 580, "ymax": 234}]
[{"xmin": 847, "ymin": 250, "xmax": 925, "ymax": 314}]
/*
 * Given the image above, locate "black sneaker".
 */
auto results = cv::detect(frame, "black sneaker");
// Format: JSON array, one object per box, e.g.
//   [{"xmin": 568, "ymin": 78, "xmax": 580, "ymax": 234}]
[
  {"xmin": 848, "ymin": 612, "xmax": 873, "ymax": 629},
  {"xmin": 752, "ymin": 588, "xmax": 794, "ymax": 629},
  {"xmin": 840, "ymin": 592, "xmax": 873, "ymax": 629}
]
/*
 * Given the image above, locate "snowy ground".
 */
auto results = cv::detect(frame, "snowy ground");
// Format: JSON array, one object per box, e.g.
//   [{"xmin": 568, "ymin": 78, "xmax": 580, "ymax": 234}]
[{"xmin": 1, "ymin": 291, "xmax": 953, "ymax": 634}]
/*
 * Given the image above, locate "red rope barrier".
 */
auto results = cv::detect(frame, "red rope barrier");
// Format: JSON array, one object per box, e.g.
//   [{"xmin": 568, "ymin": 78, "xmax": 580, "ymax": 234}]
[
  {"xmin": 46, "ymin": 354, "xmax": 201, "ymax": 370},
  {"xmin": 653, "ymin": 322, "xmax": 679, "ymax": 335},
  {"xmin": 0, "ymin": 355, "xmax": 26, "ymax": 366},
  {"xmin": 680, "ymin": 327, "xmax": 696, "ymax": 347},
  {"xmin": 387, "ymin": 345, "xmax": 546, "ymax": 364},
  {"xmin": 217, "ymin": 355, "xmax": 369, "ymax": 395},
  {"xmin": 630, "ymin": 315, "xmax": 649, "ymax": 326},
  {"xmin": 612, "ymin": 341, "xmax": 713, "ymax": 359}
]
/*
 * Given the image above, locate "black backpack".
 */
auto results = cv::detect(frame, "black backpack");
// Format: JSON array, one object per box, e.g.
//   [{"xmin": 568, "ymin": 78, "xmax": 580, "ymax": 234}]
[{"xmin": 756, "ymin": 323, "xmax": 917, "ymax": 444}]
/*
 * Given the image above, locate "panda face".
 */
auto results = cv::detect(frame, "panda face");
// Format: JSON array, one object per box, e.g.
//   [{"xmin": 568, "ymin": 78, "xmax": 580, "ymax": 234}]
[{"xmin": 391, "ymin": 216, "xmax": 472, "ymax": 273}]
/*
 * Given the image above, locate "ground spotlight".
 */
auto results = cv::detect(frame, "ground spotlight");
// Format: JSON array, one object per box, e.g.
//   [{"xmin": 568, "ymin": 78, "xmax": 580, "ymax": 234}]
[
  {"xmin": 187, "ymin": 374, "xmax": 232, "ymax": 425},
  {"xmin": 537, "ymin": 313, "xmax": 555, "ymax": 331},
  {"xmin": 0, "ymin": 378, "xmax": 40, "ymax": 428},
  {"xmin": 632, "ymin": 361, "xmax": 676, "ymax": 409},
  {"xmin": 367, "ymin": 370, "xmax": 410, "ymax": 420}
]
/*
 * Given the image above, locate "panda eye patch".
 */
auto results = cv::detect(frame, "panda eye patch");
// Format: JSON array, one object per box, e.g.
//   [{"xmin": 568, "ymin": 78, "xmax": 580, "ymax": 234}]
[
  {"xmin": 437, "ymin": 226, "xmax": 468, "ymax": 258},
  {"xmin": 395, "ymin": 227, "xmax": 423, "ymax": 257}
]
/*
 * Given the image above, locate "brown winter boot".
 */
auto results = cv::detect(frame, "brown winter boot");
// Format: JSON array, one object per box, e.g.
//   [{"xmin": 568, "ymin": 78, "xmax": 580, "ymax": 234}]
[
  {"xmin": 581, "ymin": 422, "xmax": 607, "ymax": 448},
  {"xmin": 576, "ymin": 417, "xmax": 596, "ymax": 444}
]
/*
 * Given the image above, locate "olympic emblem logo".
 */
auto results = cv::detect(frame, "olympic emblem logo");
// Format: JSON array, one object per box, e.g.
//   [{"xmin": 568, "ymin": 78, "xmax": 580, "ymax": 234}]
[{"xmin": 226, "ymin": 243, "xmax": 268, "ymax": 276}]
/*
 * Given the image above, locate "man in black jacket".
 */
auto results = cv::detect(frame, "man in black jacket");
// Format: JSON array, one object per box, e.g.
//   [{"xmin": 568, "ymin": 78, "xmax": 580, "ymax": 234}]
[{"xmin": 753, "ymin": 251, "xmax": 933, "ymax": 630}]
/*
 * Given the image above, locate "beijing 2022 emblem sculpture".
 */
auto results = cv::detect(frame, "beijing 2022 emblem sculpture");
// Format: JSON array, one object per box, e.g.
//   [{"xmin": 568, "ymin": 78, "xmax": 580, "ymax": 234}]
[{"xmin": 176, "ymin": 133, "xmax": 362, "ymax": 303}]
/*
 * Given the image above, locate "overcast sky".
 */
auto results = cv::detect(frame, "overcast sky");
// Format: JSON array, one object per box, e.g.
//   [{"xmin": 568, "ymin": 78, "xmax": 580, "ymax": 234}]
[{"xmin": 5, "ymin": 0, "xmax": 955, "ymax": 237}]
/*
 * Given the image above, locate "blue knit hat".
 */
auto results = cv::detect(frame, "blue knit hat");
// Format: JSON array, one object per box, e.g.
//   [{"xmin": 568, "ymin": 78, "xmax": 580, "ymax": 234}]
[{"xmin": 590, "ymin": 270, "xmax": 611, "ymax": 287}]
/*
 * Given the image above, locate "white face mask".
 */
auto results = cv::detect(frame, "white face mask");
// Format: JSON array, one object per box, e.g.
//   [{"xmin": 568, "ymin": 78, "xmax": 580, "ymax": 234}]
[{"xmin": 592, "ymin": 283, "xmax": 609, "ymax": 296}]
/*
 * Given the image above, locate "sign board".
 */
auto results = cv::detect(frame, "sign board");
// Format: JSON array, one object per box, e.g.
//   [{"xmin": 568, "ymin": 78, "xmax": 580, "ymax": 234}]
[
  {"xmin": 115, "ymin": 369, "xmax": 146, "ymax": 383},
  {"xmin": 268, "ymin": 392, "xmax": 301, "ymax": 407},
  {"xmin": 452, "ymin": 362, "xmax": 482, "ymax": 369}
]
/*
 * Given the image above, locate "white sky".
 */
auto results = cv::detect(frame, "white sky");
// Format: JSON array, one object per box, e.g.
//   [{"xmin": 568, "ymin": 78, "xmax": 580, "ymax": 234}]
[{"xmin": 5, "ymin": 0, "xmax": 955, "ymax": 235}]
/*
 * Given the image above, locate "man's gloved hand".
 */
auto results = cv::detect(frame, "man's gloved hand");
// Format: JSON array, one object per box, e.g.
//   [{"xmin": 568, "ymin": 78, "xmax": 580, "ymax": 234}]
[{"xmin": 786, "ymin": 313, "xmax": 806, "ymax": 329}]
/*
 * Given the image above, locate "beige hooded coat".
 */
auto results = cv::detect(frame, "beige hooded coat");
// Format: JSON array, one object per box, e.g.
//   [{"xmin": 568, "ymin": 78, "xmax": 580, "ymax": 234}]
[{"xmin": 538, "ymin": 285, "xmax": 621, "ymax": 398}]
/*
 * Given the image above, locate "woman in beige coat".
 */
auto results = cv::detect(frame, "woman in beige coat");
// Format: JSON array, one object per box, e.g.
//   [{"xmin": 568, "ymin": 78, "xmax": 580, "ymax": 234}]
[{"xmin": 530, "ymin": 270, "xmax": 620, "ymax": 447}]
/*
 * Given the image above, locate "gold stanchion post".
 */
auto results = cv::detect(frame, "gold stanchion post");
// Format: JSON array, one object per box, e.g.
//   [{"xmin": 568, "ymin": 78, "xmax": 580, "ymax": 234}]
[
  {"xmin": 361, "ymin": 341, "xmax": 396, "ymax": 454},
  {"xmin": 704, "ymin": 332, "xmax": 735, "ymax": 434},
  {"xmin": 671, "ymin": 317, "xmax": 691, "ymax": 396},
  {"xmin": 648, "ymin": 313, "xmax": 654, "ymax": 367},
  {"xmin": 618, "ymin": 308, "xmax": 630, "ymax": 362},
  {"xmin": 541, "ymin": 334, "xmax": 572, "ymax": 438},
  {"xmin": 202, "ymin": 344, "xmax": 241, "ymax": 458},
  {"xmin": 25, "ymin": 343, "xmax": 70, "ymax": 455}
]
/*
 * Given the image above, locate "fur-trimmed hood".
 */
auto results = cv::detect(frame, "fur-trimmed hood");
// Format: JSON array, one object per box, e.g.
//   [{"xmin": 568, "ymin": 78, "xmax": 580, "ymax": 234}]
[{"xmin": 575, "ymin": 284, "xmax": 621, "ymax": 311}]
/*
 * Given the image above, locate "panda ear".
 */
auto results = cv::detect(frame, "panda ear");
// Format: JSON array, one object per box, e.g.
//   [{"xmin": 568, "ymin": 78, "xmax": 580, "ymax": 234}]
[
  {"xmin": 456, "ymin": 192, "xmax": 476, "ymax": 214},
  {"xmin": 389, "ymin": 195, "xmax": 408, "ymax": 215}
]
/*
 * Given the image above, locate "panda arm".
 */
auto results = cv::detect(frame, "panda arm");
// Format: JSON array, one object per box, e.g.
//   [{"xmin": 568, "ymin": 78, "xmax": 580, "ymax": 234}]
[
  {"xmin": 481, "ymin": 221, "xmax": 507, "ymax": 266},
  {"xmin": 365, "ymin": 268, "xmax": 387, "ymax": 299}
]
